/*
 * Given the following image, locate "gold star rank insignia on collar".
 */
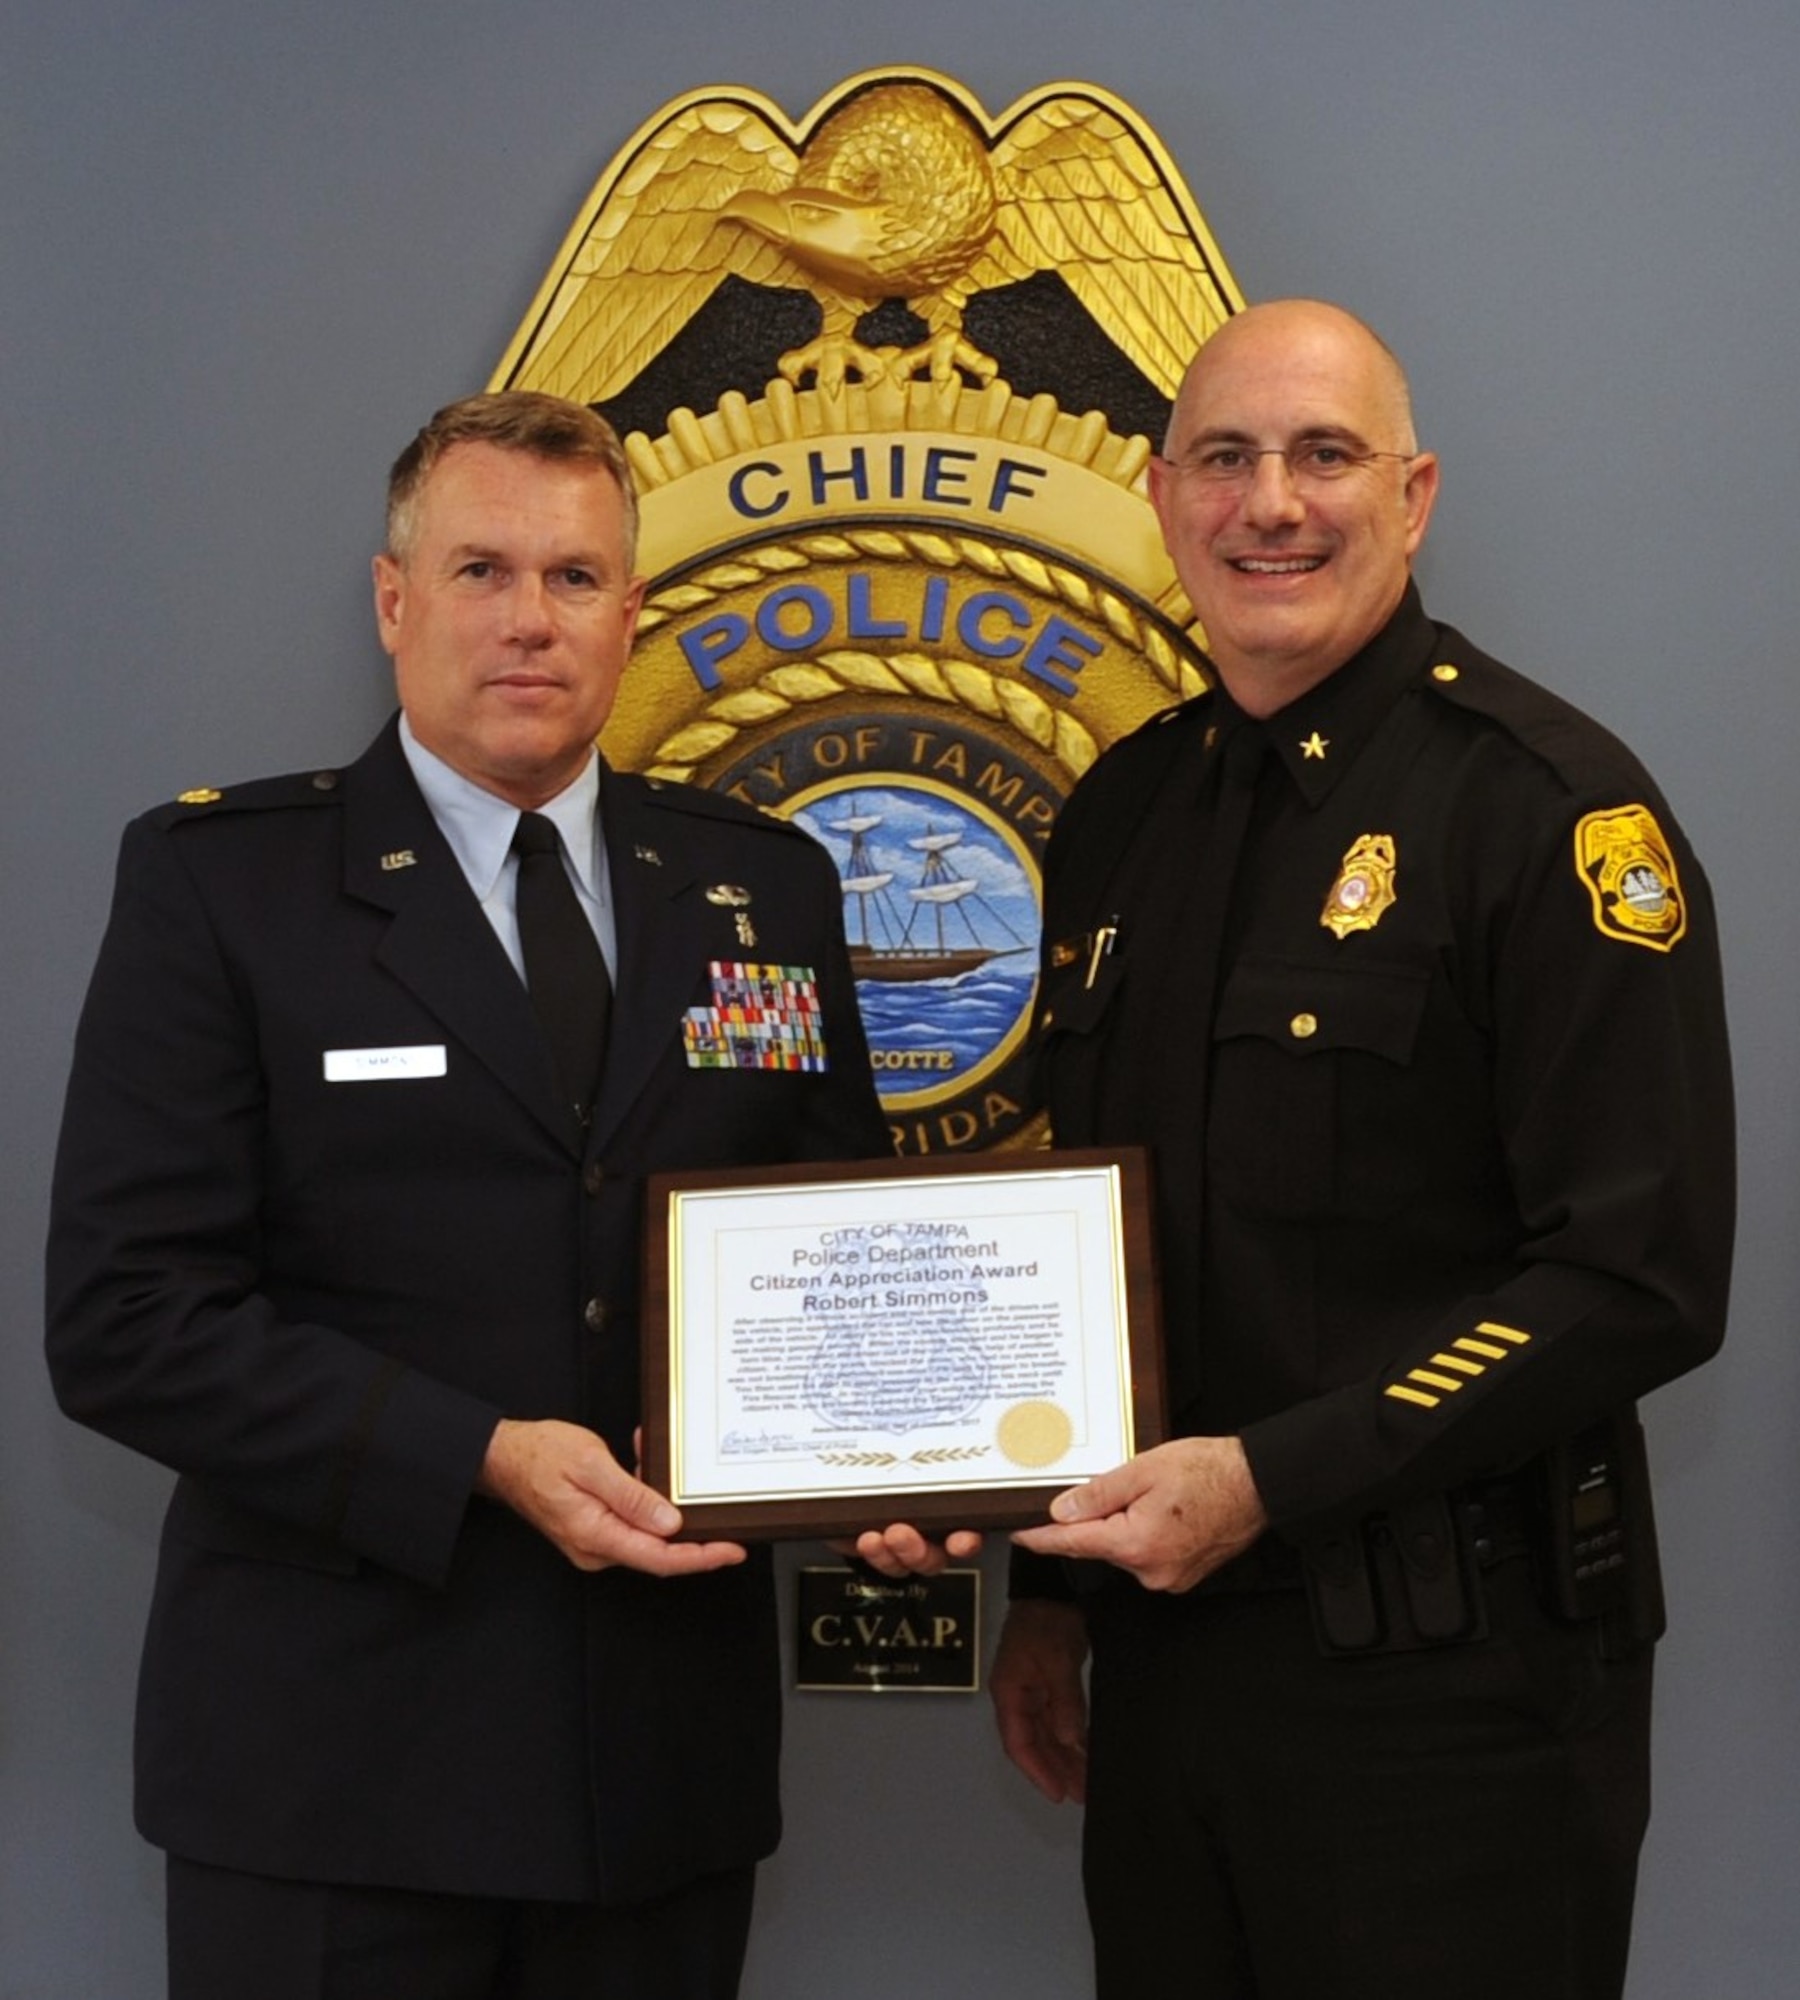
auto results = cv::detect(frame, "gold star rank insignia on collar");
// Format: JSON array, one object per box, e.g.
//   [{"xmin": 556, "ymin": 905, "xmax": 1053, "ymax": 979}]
[
  {"xmin": 1321, "ymin": 834, "xmax": 1398, "ymax": 938},
  {"xmin": 1300, "ymin": 732, "xmax": 1329, "ymax": 760}
]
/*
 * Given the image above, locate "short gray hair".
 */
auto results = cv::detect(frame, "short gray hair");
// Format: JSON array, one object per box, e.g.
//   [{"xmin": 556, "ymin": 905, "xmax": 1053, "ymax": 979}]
[{"xmin": 385, "ymin": 390, "xmax": 639, "ymax": 569}]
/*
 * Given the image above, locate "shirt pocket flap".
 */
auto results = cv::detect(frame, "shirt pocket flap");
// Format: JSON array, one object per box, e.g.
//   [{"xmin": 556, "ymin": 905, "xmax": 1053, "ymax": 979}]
[
  {"xmin": 1215, "ymin": 959, "xmax": 1431, "ymax": 1065},
  {"xmin": 1036, "ymin": 952, "xmax": 1125, "ymax": 1038}
]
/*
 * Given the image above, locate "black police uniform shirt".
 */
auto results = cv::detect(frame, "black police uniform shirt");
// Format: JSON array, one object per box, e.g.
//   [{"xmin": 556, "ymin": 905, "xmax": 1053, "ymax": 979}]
[{"xmin": 1030, "ymin": 582, "xmax": 1733, "ymax": 1540}]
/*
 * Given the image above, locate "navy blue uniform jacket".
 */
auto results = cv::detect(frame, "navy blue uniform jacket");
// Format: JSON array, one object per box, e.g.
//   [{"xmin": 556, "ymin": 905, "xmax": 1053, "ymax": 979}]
[{"xmin": 46, "ymin": 716, "xmax": 889, "ymax": 1906}]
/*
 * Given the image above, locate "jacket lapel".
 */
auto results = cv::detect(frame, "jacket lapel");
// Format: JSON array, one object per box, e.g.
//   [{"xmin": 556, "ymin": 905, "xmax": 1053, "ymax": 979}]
[
  {"xmin": 591, "ymin": 773, "xmax": 721, "ymax": 1148},
  {"xmin": 339, "ymin": 720, "xmax": 581, "ymax": 1157}
]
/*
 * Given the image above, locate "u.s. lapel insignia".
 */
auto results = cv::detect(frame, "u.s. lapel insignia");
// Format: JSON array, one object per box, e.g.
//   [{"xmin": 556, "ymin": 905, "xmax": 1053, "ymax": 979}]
[
  {"xmin": 380, "ymin": 849, "xmax": 417, "ymax": 872},
  {"xmin": 634, "ymin": 843, "xmax": 663, "ymax": 866},
  {"xmin": 706, "ymin": 883, "xmax": 756, "ymax": 947},
  {"xmin": 1574, "ymin": 804, "xmax": 1686, "ymax": 951},
  {"xmin": 1321, "ymin": 834, "xmax": 1398, "ymax": 939}
]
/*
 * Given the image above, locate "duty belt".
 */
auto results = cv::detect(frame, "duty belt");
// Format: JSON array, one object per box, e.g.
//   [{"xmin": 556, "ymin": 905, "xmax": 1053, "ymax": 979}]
[{"xmin": 1184, "ymin": 1474, "xmax": 1538, "ymax": 1655}]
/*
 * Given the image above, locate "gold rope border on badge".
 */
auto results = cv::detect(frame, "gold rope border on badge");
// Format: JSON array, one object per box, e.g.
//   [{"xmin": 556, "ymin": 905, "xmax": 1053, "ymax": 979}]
[
  {"xmin": 629, "ymin": 530, "xmax": 1204, "ymax": 785},
  {"xmin": 615, "ymin": 379, "xmax": 1207, "ymax": 641}
]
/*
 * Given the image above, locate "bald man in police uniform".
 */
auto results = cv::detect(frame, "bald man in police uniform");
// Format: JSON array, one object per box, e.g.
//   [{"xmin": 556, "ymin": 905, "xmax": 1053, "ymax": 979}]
[
  {"xmin": 47, "ymin": 392, "xmax": 892, "ymax": 2000},
  {"xmin": 989, "ymin": 302, "xmax": 1734, "ymax": 1998}
]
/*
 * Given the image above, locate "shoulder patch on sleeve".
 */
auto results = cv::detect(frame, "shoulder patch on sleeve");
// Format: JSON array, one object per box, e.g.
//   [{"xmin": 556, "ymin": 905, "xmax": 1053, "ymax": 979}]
[{"xmin": 1574, "ymin": 804, "xmax": 1688, "ymax": 951}]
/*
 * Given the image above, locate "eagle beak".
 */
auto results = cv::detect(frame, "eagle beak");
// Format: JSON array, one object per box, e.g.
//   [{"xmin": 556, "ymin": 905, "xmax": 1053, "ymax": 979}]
[{"xmin": 721, "ymin": 189, "xmax": 790, "ymax": 241}]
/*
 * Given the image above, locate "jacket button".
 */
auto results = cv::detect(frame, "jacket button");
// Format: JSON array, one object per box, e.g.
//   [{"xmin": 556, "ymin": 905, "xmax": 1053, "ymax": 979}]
[
  {"xmin": 583, "ymin": 1297, "xmax": 607, "ymax": 1333},
  {"xmin": 583, "ymin": 1164, "xmax": 605, "ymax": 1197},
  {"xmin": 1289, "ymin": 1012, "xmax": 1318, "ymax": 1039}
]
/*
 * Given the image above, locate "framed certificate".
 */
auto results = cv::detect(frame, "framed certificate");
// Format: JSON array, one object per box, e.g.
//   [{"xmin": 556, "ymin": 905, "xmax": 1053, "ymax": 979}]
[{"xmin": 640, "ymin": 1147, "xmax": 1165, "ymax": 1538}]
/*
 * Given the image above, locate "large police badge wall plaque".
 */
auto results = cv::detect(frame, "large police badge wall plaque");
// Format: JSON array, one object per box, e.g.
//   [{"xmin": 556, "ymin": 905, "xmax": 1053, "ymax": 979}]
[{"xmin": 492, "ymin": 67, "xmax": 1244, "ymax": 1156}]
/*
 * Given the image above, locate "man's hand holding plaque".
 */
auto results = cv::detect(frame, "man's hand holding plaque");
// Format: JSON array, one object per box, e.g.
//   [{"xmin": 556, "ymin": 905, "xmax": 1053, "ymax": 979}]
[{"xmin": 641, "ymin": 1149, "xmax": 1165, "ymax": 1541}]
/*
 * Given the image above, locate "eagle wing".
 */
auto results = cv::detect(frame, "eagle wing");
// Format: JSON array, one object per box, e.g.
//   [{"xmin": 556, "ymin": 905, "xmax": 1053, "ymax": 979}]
[
  {"xmin": 966, "ymin": 92, "xmax": 1244, "ymax": 398},
  {"xmin": 494, "ymin": 96, "xmax": 809, "ymax": 403}
]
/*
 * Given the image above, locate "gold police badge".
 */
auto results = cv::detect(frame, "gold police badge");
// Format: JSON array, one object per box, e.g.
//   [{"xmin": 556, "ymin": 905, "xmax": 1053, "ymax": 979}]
[
  {"xmin": 1574, "ymin": 804, "xmax": 1687, "ymax": 950},
  {"xmin": 491, "ymin": 68, "xmax": 1245, "ymax": 1152},
  {"xmin": 1321, "ymin": 834, "xmax": 1398, "ymax": 939}
]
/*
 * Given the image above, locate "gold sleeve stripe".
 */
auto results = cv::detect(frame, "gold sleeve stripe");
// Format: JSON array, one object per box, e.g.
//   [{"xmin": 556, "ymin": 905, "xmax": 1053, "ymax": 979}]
[{"xmin": 1388, "ymin": 1321, "xmax": 1532, "ymax": 1412}]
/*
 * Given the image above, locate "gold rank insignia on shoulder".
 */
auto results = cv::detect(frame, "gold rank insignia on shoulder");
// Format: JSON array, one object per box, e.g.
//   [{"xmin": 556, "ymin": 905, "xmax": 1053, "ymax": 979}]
[
  {"xmin": 1320, "ymin": 834, "xmax": 1397, "ymax": 939},
  {"xmin": 176, "ymin": 788, "xmax": 222, "ymax": 806},
  {"xmin": 1574, "ymin": 804, "xmax": 1686, "ymax": 951}
]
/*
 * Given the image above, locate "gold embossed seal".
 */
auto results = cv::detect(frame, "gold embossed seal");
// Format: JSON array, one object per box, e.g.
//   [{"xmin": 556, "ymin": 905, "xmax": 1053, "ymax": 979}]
[{"xmin": 996, "ymin": 1399, "xmax": 1075, "ymax": 1469}]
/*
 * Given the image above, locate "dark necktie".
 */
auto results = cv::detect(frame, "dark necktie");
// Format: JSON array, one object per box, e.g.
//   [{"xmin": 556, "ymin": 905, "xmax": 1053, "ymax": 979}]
[
  {"xmin": 511, "ymin": 811, "xmax": 611, "ymax": 1119},
  {"xmin": 1161, "ymin": 719, "xmax": 1267, "ymax": 1412},
  {"xmin": 1192, "ymin": 720, "xmax": 1268, "ymax": 1006}
]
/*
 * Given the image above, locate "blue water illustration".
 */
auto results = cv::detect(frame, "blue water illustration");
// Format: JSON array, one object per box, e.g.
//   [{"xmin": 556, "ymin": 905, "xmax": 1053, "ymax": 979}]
[
  {"xmin": 793, "ymin": 785, "xmax": 1040, "ymax": 1103},
  {"xmin": 857, "ymin": 965, "xmax": 1038, "ymax": 1093}
]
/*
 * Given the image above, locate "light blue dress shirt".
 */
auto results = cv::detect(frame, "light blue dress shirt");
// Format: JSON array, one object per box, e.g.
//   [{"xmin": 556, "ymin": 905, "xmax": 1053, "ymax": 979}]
[{"xmin": 398, "ymin": 715, "xmax": 618, "ymax": 981}]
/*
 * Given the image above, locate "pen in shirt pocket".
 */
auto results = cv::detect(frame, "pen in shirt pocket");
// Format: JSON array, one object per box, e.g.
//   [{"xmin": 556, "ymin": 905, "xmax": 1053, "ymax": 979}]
[
  {"xmin": 1048, "ymin": 915, "xmax": 1123, "ymax": 990},
  {"xmin": 1085, "ymin": 916, "xmax": 1121, "ymax": 989}
]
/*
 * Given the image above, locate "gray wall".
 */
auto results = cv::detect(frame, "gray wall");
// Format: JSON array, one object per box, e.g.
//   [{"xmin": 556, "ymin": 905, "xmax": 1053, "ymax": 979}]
[{"xmin": 8, "ymin": 4, "xmax": 1796, "ymax": 1994}]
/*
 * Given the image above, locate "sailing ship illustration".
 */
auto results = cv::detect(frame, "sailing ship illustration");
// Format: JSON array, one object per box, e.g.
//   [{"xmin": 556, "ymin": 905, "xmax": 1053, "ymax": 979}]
[{"xmin": 830, "ymin": 799, "xmax": 1032, "ymax": 984}]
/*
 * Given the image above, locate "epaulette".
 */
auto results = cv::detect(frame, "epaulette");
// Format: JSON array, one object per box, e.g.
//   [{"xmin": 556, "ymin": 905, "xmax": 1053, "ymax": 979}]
[
  {"xmin": 1074, "ymin": 687, "xmax": 1215, "ymax": 789},
  {"xmin": 142, "ymin": 766, "xmax": 347, "ymax": 831},
  {"xmin": 1418, "ymin": 628, "xmax": 1655, "ymax": 799},
  {"xmin": 1141, "ymin": 688, "xmax": 1215, "ymax": 734},
  {"xmin": 636, "ymin": 774, "xmax": 817, "ymax": 842}
]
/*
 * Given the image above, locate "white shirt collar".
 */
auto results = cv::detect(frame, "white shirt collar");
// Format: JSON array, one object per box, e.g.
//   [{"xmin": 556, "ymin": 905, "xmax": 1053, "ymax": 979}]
[{"xmin": 398, "ymin": 715, "xmax": 602, "ymax": 895}]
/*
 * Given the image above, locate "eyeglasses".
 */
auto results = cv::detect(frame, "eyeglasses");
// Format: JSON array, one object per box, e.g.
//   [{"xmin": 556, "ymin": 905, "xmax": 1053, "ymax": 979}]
[{"xmin": 1156, "ymin": 441, "xmax": 1419, "ymax": 491}]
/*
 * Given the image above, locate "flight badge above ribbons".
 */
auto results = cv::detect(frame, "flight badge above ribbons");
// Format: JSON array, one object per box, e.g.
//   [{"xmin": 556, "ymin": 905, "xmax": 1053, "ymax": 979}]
[
  {"xmin": 683, "ymin": 961, "xmax": 828, "ymax": 1071},
  {"xmin": 1321, "ymin": 834, "xmax": 1398, "ymax": 939},
  {"xmin": 706, "ymin": 883, "xmax": 757, "ymax": 948},
  {"xmin": 1574, "ymin": 804, "xmax": 1687, "ymax": 951}
]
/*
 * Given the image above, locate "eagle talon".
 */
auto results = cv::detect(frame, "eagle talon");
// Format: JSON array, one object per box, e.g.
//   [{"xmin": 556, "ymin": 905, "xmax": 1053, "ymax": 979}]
[
  {"xmin": 776, "ymin": 335, "xmax": 892, "ymax": 397},
  {"xmin": 891, "ymin": 332, "xmax": 1001, "ymax": 389}
]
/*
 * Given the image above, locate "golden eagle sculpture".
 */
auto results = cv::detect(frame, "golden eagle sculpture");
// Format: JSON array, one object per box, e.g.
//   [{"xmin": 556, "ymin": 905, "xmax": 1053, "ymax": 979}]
[{"xmin": 494, "ymin": 69, "xmax": 1242, "ymax": 405}]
